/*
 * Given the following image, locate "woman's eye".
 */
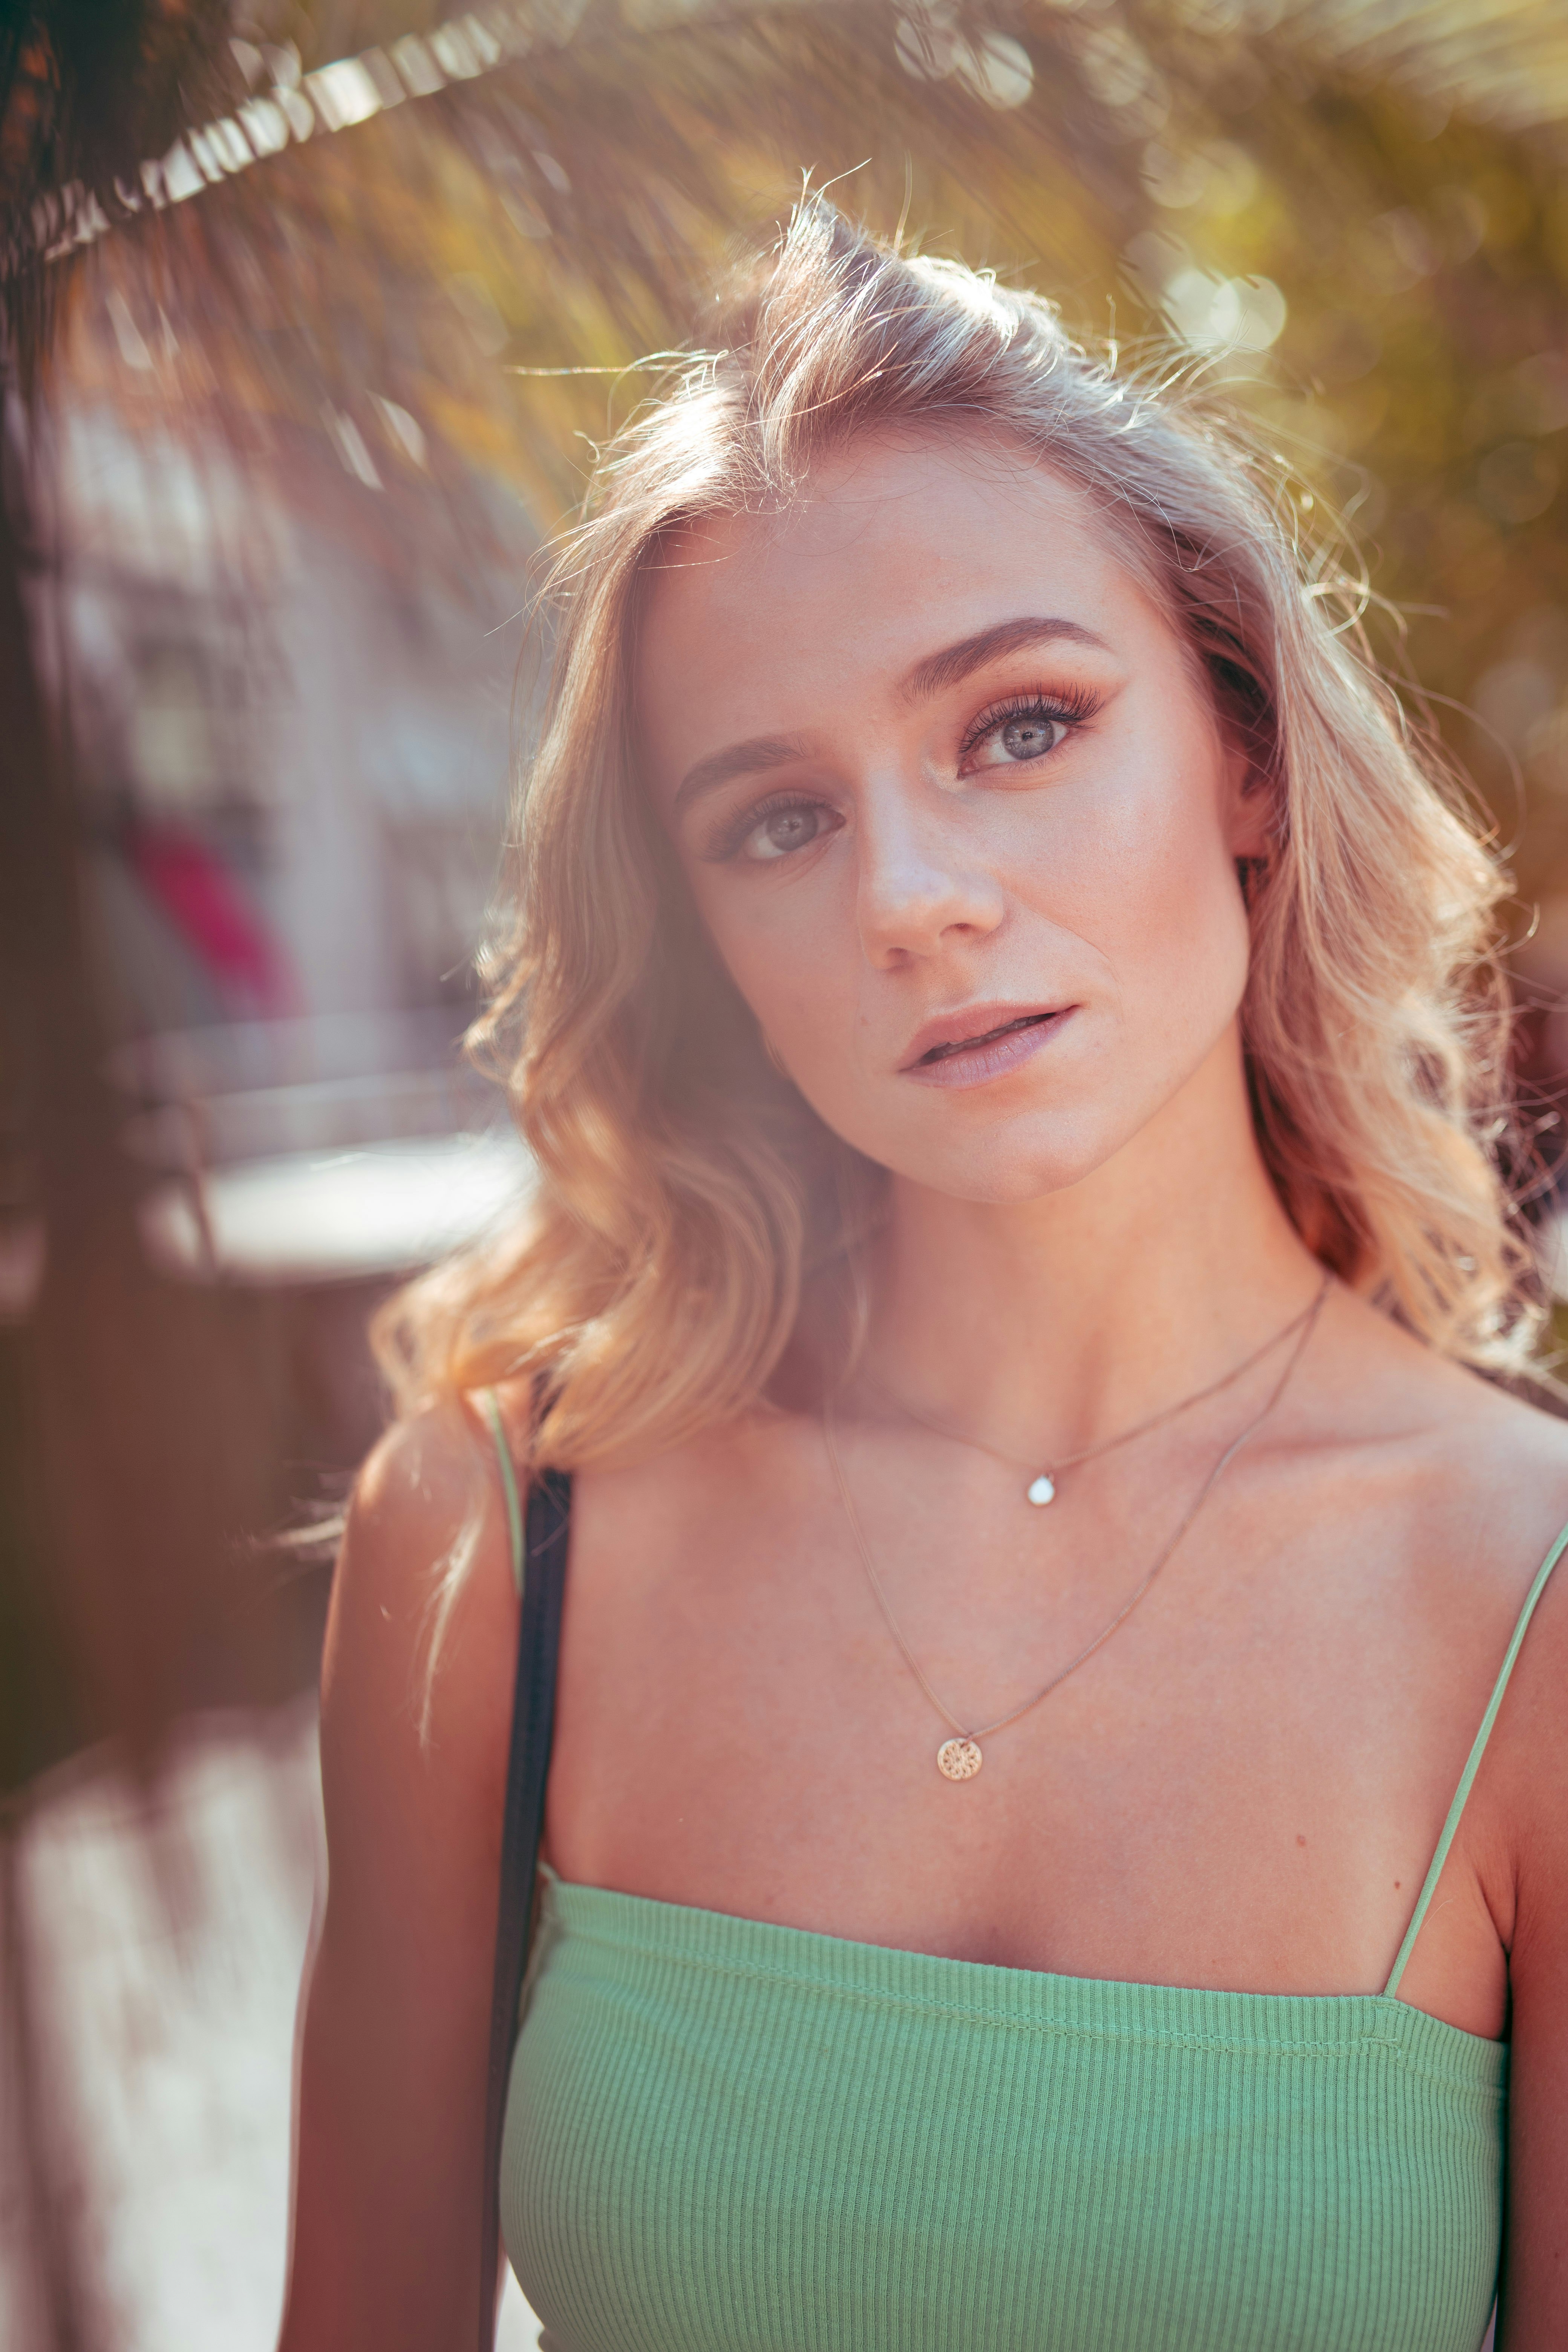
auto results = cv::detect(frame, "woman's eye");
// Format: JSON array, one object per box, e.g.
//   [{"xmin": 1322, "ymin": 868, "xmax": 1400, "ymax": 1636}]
[
  {"xmin": 966, "ymin": 708, "xmax": 1070, "ymax": 770},
  {"xmin": 740, "ymin": 802, "xmax": 834, "ymax": 861}
]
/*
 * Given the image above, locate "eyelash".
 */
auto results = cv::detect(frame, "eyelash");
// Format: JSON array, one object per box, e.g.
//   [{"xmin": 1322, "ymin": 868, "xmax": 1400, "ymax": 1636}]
[
  {"xmin": 700, "ymin": 683, "xmax": 1103, "ymax": 865},
  {"xmin": 701, "ymin": 789, "xmax": 829, "ymax": 864},
  {"xmin": 956, "ymin": 684, "xmax": 1103, "ymax": 764}
]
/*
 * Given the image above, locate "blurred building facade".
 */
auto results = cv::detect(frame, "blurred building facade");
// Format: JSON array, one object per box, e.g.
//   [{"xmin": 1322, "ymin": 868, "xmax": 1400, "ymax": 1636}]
[{"xmin": 46, "ymin": 400, "xmax": 525, "ymax": 1045}]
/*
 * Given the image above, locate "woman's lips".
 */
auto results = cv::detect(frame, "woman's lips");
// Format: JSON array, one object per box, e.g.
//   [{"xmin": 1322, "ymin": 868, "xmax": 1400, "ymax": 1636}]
[{"xmin": 900, "ymin": 1007, "xmax": 1075, "ymax": 1090}]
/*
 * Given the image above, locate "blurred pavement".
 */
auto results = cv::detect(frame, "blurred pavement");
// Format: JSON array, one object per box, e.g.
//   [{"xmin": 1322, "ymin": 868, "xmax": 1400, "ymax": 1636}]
[{"xmin": 1, "ymin": 1703, "xmax": 540, "ymax": 2351}]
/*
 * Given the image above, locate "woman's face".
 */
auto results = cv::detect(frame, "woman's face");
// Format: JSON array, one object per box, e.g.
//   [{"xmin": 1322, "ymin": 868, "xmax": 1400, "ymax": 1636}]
[{"xmin": 637, "ymin": 431, "xmax": 1266, "ymax": 1205}]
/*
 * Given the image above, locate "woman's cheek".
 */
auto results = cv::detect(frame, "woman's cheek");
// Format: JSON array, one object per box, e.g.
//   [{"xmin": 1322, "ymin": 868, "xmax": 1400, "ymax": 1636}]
[
  {"xmin": 1100, "ymin": 839, "xmax": 1251, "ymax": 1062},
  {"xmin": 698, "ymin": 871, "xmax": 845, "ymax": 1028}
]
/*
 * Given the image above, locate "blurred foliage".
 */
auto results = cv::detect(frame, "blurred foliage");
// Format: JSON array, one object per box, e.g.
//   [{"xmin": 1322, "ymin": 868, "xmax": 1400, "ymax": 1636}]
[
  {"xmin": 25, "ymin": 0, "xmax": 1568, "ymax": 928},
  {"xmin": 0, "ymin": 0, "xmax": 245, "ymax": 370}
]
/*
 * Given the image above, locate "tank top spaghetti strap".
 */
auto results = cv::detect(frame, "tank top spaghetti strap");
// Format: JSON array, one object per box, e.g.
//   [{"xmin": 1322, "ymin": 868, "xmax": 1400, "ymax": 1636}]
[
  {"xmin": 1384, "ymin": 1509, "xmax": 1568, "ymax": 1997},
  {"xmin": 481, "ymin": 1388, "xmax": 526, "ymax": 1596}
]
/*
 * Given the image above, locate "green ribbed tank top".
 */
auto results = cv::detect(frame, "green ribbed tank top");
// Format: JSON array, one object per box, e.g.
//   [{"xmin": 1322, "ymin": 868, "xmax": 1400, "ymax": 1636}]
[{"xmin": 485, "ymin": 1415, "xmax": 1566, "ymax": 2352}]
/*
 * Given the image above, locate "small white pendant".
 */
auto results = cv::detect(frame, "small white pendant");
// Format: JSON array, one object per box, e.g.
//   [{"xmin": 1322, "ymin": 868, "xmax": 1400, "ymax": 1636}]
[
  {"xmin": 937, "ymin": 1737, "xmax": 983, "ymax": 1781},
  {"xmin": 1026, "ymin": 1473, "xmax": 1057, "ymax": 1507}
]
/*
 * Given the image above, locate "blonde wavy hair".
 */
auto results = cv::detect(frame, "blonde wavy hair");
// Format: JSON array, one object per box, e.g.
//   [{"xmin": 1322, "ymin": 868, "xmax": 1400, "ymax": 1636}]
[{"xmin": 376, "ymin": 197, "xmax": 1542, "ymax": 1477}]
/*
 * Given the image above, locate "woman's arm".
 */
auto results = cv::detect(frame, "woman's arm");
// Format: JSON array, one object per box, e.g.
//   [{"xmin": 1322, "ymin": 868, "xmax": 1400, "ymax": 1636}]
[
  {"xmin": 278, "ymin": 1398, "xmax": 519, "ymax": 2352},
  {"xmin": 1496, "ymin": 1565, "xmax": 1568, "ymax": 2348}
]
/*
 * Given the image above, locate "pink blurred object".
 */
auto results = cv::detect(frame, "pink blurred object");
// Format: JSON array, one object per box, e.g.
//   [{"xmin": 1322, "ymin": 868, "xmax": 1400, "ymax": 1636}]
[{"xmin": 131, "ymin": 823, "xmax": 295, "ymax": 1015}]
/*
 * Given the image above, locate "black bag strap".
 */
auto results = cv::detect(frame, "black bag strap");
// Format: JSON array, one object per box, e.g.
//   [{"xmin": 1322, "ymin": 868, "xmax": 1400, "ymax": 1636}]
[{"xmin": 477, "ymin": 1391, "xmax": 571, "ymax": 2350}]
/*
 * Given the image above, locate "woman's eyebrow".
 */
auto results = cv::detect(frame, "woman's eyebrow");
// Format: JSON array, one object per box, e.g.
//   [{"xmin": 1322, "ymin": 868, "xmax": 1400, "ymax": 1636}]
[
  {"xmin": 899, "ymin": 615, "xmax": 1109, "ymax": 702},
  {"xmin": 674, "ymin": 735, "xmax": 810, "ymax": 815}
]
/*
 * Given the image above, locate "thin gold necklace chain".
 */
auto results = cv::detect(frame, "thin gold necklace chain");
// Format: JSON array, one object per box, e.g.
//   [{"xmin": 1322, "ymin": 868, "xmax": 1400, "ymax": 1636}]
[
  {"xmin": 861, "ymin": 1282, "xmax": 1326, "ymax": 1485},
  {"xmin": 823, "ymin": 1271, "xmax": 1331, "ymax": 1757}
]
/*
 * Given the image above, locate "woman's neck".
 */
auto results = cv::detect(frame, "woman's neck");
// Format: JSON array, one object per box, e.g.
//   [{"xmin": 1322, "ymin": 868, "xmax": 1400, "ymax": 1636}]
[{"xmin": 856, "ymin": 1038, "xmax": 1322, "ymax": 1459}]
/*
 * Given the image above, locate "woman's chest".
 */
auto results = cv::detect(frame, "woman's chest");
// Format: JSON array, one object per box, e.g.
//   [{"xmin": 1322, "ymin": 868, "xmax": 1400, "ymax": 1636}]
[{"xmin": 541, "ymin": 1450, "xmax": 1516, "ymax": 2030}]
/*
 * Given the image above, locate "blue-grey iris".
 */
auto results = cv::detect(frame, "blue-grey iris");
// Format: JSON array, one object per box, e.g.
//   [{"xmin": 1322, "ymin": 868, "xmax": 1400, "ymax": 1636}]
[
  {"xmin": 1001, "ymin": 715, "xmax": 1053, "ymax": 760},
  {"xmin": 764, "ymin": 807, "xmax": 815, "ymax": 851}
]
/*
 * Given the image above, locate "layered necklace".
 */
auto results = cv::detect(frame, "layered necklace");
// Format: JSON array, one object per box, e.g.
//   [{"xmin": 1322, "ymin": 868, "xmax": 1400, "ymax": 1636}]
[{"xmin": 823, "ymin": 1273, "xmax": 1331, "ymax": 1782}]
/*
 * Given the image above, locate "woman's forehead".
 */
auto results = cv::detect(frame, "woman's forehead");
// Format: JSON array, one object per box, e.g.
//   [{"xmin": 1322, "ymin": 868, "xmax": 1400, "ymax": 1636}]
[
  {"xmin": 634, "ymin": 434, "xmax": 1169, "ymax": 790},
  {"xmin": 649, "ymin": 430, "xmax": 1113, "ymax": 590}
]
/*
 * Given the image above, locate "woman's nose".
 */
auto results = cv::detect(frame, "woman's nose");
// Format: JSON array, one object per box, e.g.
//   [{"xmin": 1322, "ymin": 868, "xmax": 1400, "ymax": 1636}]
[{"xmin": 854, "ymin": 791, "xmax": 1006, "ymax": 966}]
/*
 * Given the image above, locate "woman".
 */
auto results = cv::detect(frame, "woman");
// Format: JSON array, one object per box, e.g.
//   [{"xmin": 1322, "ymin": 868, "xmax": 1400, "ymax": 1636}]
[{"xmin": 280, "ymin": 204, "xmax": 1568, "ymax": 2352}]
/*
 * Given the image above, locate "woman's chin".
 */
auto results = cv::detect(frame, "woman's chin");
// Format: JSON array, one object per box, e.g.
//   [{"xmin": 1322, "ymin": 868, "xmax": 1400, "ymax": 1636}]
[{"xmin": 886, "ymin": 1125, "xmax": 1122, "ymax": 1210}]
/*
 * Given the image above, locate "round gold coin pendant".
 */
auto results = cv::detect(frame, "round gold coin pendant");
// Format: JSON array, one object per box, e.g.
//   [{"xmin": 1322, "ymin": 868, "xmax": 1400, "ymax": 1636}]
[
  {"xmin": 1026, "ymin": 1473, "xmax": 1056, "ymax": 1507},
  {"xmin": 936, "ymin": 1736, "xmax": 983, "ymax": 1781}
]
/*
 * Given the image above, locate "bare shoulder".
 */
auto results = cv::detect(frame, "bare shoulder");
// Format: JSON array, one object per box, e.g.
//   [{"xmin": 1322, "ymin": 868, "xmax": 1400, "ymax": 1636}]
[
  {"xmin": 1320, "ymin": 1286, "xmax": 1568, "ymax": 1556},
  {"xmin": 1295, "ymin": 1291, "xmax": 1568, "ymax": 1811},
  {"xmin": 346, "ymin": 1390, "xmax": 510, "ymax": 1605},
  {"xmin": 283, "ymin": 1394, "xmax": 525, "ymax": 2347},
  {"xmin": 1365, "ymin": 1315, "xmax": 1568, "ymax": 1878},
  {"xmin": 567, "ymin": 1403, "xmax": 821, "ymax": 1569},
  {"xmin": 1444, "ymin": 1360, "xmax": 1568, "ymax": 1553},
  {"xmin": 1453, "ymin": 1378, "xmax": 1568, "ymax": 2339},
  {"xmin": 1464, "ymin": 1370, "xmax": 1568, "ymax": 1792},
  {"xmin": 1430, "ymin": 1349, "xmax": 1568, "ymax": 1603},
  {"xmin": 321, "ymin": 1392, "xmax": 521, "ymax": 1864},
  {"xmin": 1452, "ymin": 1366, "xmax": 1568, "ymax": 1767}
]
